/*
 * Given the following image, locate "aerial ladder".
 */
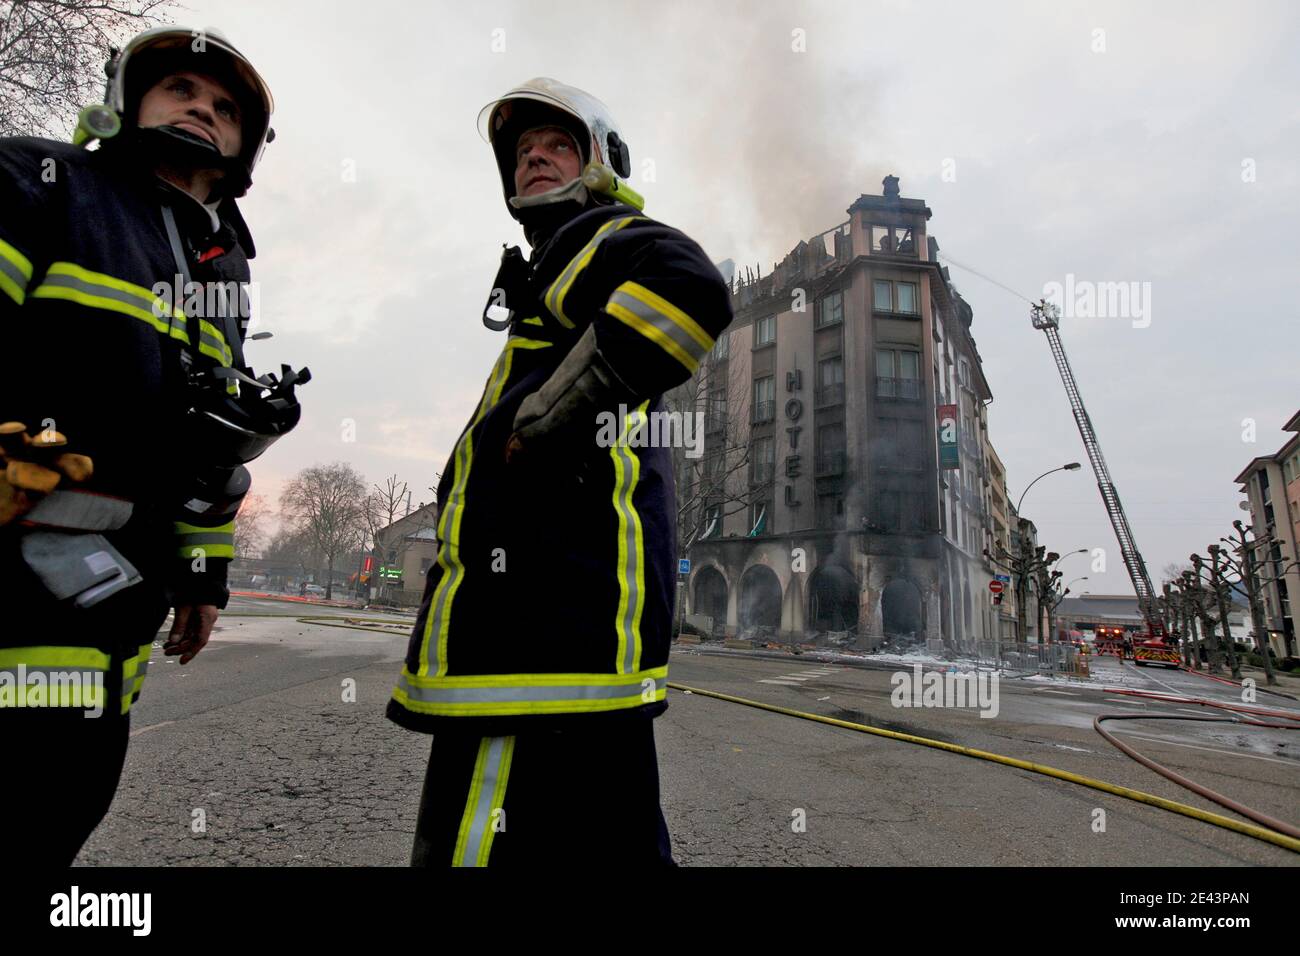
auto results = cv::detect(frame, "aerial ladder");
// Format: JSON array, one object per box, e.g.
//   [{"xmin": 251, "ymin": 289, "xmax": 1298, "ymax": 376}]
[{"xmin": 1029, "ymin": 301, "xmax": 1168, "ymax": 653}]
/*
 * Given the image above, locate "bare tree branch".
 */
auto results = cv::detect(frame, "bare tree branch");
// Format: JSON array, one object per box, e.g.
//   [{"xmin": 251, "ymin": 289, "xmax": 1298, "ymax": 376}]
[{"xmin": 0, "ymin": 0, "xmax": 170, "ymax": 139}]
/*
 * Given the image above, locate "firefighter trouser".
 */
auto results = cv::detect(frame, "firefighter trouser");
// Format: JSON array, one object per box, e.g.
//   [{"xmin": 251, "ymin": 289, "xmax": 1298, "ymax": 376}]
[
  {"xmin": 1, "ymin": 531, "xmax": 169, "ymax": 864},
  {"xmin": 410, "ymin": 716, "xmax": 674, "ymax": 867},
  {"xmin": 1, "ymin": 707, "xmax": 132, "ymax": 865}
]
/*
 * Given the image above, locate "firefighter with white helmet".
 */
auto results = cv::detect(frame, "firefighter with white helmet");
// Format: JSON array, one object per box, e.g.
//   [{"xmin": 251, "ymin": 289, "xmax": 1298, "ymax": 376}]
[
  {"xmin": 0, "ymin": 26, "xmax": 305, "ymax": 863},
  {"xmin": 388, "ymin": 78, "xmax": 733, "ymax": 866}
]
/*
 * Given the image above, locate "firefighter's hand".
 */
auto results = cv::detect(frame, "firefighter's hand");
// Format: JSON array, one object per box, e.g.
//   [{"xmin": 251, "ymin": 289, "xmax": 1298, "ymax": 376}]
[{"xmin": 164, "ymin": 604, "xmax": 219, "ymax": 665}]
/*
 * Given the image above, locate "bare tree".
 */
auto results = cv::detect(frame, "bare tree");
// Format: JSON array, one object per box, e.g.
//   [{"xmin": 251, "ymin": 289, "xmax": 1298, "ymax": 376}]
[
  {"xmin": 0, "ymin": 0, "xmax": 169, "ymax": 138},
  {"xmin": 233, "ymin": 492, "xmax": 269, "ymax": 559},
  {"xmin": 263, "ymin": 527, "xmax": 321, "ymax": 585},
  {"xmin": 666, "ymin": 354, "xmax": 770, "ymax": 551},
  {"xmin": 279, "ymin": 462, "xmax": 367, "ymax": 600},
  {"xmin": 361, "ymin": 474, "xmax": 438, "ymax": 599},
  {"xmin": 363, "ymin": 474, "xmax": 408, "ymax": 550}
]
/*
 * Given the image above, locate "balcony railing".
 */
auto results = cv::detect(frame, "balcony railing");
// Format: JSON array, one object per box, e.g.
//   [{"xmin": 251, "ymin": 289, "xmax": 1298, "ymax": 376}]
[
  {"xmin": 876, "ymin": 377, "xmax": 921, "ymax": 400},
  {"xmin": 704, "ymin": 413, "xmax": 728, "ymax": 433},
  {"xmin": 752, "ymin": 401, "xmax": 775, "ymax": 424},
  {"xmin": 815, "ymin": 383, "xmax": 845, "ymax": 407},
  {"xmin": 816, "ymin": 451, "xmax": 846, "ymax": 476}
]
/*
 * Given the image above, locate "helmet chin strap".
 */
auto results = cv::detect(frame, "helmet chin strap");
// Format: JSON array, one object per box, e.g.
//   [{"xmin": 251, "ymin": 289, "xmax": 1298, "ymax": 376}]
[
  {"xmin": 508, "ymin": 176, "xmax": 590, "ymax": 210},
  {"xmin": 509, "ymin": 176, "xmax": 599, "ymax": 248},
  {"xmin": 133, "ymin": 125, "xmax": 251, "ymax": 197}
]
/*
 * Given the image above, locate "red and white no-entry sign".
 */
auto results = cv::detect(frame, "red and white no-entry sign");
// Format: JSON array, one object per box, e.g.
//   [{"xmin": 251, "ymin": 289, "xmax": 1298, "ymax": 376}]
[{"xmin": 988, "ymin": 580, "xmax": 1005, "ymax": 594}]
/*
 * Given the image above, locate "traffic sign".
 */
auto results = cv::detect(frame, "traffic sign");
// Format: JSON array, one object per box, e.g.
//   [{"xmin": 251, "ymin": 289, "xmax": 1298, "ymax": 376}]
[
  {"xmin": 989, "ymin": 580, "xmax": 1005, "ymax": 594},
  {"xmin": 679, "ymin": 558, "xmax": 691, "ymax": 575}
]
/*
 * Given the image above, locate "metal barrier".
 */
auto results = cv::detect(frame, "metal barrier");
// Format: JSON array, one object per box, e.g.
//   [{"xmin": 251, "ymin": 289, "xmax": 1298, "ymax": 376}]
[{"xmin": 967, "ymin": 640, "xmax": 1086, "ymax": 677}]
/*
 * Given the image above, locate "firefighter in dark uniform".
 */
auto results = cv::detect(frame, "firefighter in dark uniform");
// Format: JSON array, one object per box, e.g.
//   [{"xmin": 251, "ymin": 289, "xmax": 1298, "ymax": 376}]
[
  {"xmin": 0, "ymin": 27, "xmax": 306, "ymax": 864},
  {"xmin": 387, "ymin": 78, "xmax": 733, "ymax": 866}
]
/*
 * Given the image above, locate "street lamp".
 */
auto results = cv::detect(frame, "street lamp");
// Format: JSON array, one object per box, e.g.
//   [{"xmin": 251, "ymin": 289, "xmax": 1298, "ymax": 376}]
[
  {"xmin": 1065, "ymin": 576, "xmax": 1089, "ymax": 592},
  {"xmin": 1015, "ymin": 462, "xmax": 1082, "ymax": 515},
  {"xmin": 1053, "ymin": 548, "xmax": 1088, "ymax": 571}
]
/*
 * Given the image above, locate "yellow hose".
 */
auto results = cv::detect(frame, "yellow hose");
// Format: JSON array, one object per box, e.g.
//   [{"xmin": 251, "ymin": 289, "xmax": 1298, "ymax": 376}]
[{"xmin": 668, "ymin": 681, "xmax": 1300, "ymax": 854}]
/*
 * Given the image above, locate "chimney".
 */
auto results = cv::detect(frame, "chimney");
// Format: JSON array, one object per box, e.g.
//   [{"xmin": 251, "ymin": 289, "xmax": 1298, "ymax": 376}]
[{"xmin": 882, "ymin": 174, "xmax": 900, "ymax": 200}]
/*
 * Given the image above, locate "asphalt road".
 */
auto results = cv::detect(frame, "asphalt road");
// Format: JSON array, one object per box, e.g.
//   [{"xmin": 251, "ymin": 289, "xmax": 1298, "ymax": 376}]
[{"xmin": 77, "ymin": 600, "xmax": 1300, "ymax": 866}]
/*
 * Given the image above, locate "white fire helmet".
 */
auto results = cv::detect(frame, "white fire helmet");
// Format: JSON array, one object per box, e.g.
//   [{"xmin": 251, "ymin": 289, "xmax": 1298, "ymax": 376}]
[
  {"xmin": 477, "ymin": 77, "xmax": 632, "ymax": 218},
  {"xmin": 104, "ymin": 26, "xmax": 275, "ymax": 192}
]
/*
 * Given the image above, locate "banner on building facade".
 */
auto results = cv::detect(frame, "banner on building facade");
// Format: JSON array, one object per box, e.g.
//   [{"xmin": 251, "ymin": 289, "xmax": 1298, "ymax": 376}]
[{"xmin": 937, "ymin": 403, "xmax": 960, "ymax": 469}]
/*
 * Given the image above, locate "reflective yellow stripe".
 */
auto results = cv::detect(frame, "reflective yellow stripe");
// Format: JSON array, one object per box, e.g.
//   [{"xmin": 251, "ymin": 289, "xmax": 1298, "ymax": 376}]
[
  {"xmin": 0, "ymin": 646, "xmax": 111, "ymax": 710},
  {"xmin": 605, "ymin": 281, "xmax": 714, "ymax": 374},
  {"xmin": 522, "ymin": 315, "xmax": 544, "ymax": 326},
  {"xmin": 30, "ymin": 261, "xmax": 188, "ymax": 342},
  {"xmin": 174, "ymin": 520, "xmax": 236, "ymax": 559},
  {"xmin": 611, "ymin": 403, "xmax": 649, "ymax": 674},
  {"xmin": 543, "ymin": 215, "xmax": 640, "ymax": 328},
  {"xmin": 120, "ymin": 641, "xmax": 154, "ymax": 715},
  {"xmin": 196, "ymin": 318, "xmax": 233, "ymax": 366},
  {"xmin": 415, "ymin": 337, "xmax": 553, "ymax": 679},
  {"xmin": 606, "ymin": 280, "xmax": 714, "ymax": 373},
  {"xmin": 392, "ymin": 665, "xmax": 668, "ymax": 717},
  {"xmin": 175, "ymin": 520, "xmax": 236, "ymax": 536},
  {"xmin": 0, "ymin": 236, "xmax": 33, "ymax": 305},
  {"xmin": 452, "ymin": 736, "xmax": 514, "ymax": 867},
  {"xmin": 0, "ymin": 646, "xmax": 111, "ymax": 670}
]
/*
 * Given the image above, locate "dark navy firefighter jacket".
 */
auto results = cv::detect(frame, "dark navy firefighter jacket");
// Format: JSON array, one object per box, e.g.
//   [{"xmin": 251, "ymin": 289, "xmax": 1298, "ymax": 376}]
[{"xmin": 388, "ymin": 204, "xmax": 733, "ymax": 736}]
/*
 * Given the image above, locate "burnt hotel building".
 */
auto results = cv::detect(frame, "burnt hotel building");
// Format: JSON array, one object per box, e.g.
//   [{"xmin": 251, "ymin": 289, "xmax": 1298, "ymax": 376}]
[{"xmin": 675, "ymin": 176, "xmax": 1024, "ymax": 650}]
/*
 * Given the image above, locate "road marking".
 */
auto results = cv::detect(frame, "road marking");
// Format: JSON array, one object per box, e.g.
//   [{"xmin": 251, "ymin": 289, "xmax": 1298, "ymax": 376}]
[
  {"xmin": 1104, "ymin": 698, "xmax": 1146, "ymax": 705},
  {"xmin": 1035, "ymin": 690, "xmax": 1079, "ymax": 696},
  {"xmin": 1054, "ymin": 744, "xmax": 1093, "ymax": 753},
  {"xmin": 1124, "ymin": 661, "xmax": 1182, "ymax": 695},
  {"xmin": 758, "ymin": 680, "xmax": 804, "ymax": 686},
  {"xmin": 1109, "ymin": 729, "xmax": 1300, "ymax": 767},
  {"xmin": 130, "ymin": 720, "xmax": 176, "ymax": 738}
]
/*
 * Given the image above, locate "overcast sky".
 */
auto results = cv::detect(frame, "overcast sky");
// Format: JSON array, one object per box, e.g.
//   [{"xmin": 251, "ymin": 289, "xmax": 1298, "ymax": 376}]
[{"xmin": 171, "ymin": 0, "xmax": 1298, "ymax": 595}]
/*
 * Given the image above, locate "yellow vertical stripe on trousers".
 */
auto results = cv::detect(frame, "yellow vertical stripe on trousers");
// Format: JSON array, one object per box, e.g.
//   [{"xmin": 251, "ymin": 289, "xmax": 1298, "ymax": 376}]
[
  {"xmin": 415, "ymin": 338, "xmax": 552, "ymax": 678},
  {"xmin": 611, "ymin": 401, "xmax": 649, "ymax": 675},
  {"xmin": 452, "ymin": 735, "xmax": 515, "ymax": 867}
]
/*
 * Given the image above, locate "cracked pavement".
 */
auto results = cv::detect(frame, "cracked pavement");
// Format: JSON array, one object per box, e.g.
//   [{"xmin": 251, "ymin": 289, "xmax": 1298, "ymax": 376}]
[{"xmin": 77, "ymin": 601, "xmax": 1300, "ymax": 866}]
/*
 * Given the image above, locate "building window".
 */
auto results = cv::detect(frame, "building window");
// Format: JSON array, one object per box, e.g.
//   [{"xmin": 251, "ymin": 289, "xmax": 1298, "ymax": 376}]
[
  {"xmin": 816, "ymin": 492, "xmax": 845, "ymax": 529},
  {"xmin": 815, "ymin": 290, "xmax": 844, "ymax": 328},
  {"xmin": 815, "ymin": 355, "xmax": 845, "ymax": 407},
  {"xmin": 752, "ymin": 376, "xmax": 775, "ymax": 423},
  {"xmin": 816, "ymin": 424, "xmax": 846, "ymax": 476},
  {"xmin": 706, "ymin": 389, "xmax": 728, "ymax": 432},
  {"xmin": 873, "ymin": 279, "xmax": 919, "ymax": 315},
  {"xmin": 712, "ymin": 332, "xmax": 730, "ymax": 360},
  {"xmin": 419, "ymin": 558, "xmax": 432, "ymax": 575},
  {"xmin": 702, "ymin": 503, "xmax": 723, "ymax": 538},
  {"xmin": 751, "ymin": 436, "xmax": 775, "ymax": 484},
  {"xmin": 754, "ymin": 314, "xmax": 775, "ymax": 347},
  {"xmin": 748, "ymin": 499, "xmax": 770, "ymax": 536},
  {"xmin": 958, "ymin": 357, "xmax": 971, "ymax": 387},
  {"xmin": 896, "ymin": 282, "xmax": 917, "ymax": 314},
  {"xmin": 876, "ymin": 348, "xmax": 921, "ymax": 399},
  {"xmin": 870, "ymin": 225, "xmax": 917, "ymax": 256}
]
